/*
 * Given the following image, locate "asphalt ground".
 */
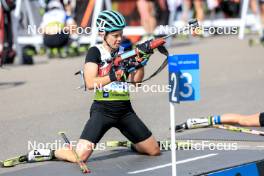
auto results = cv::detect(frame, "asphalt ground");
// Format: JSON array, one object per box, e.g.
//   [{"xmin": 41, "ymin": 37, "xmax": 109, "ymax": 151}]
[{"xmin": 0, "ymin": 35, "xmax": 264, "ymax": 175}]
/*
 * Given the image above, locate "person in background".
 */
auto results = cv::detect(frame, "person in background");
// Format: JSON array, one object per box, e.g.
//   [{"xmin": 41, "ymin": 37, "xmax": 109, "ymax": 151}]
[
  {"xmin": 39, "ymin": 0, "xmax": 77, "ymax": 58},
  {"xmin": 248, "ymin": 0, "xmax": 264, "ymax": 43},
  {"xmin": 259, "ymin": 0, "xmax": 264, "ymax": 44},
  {"xmin": 137, "ymin": 0, "xmax": 157, "ymax": 42},
  {"xmin": 259, "ymin": 0, "xmax": 264, "ymax": 42},
  {"xmin": 183, "ymin": 0, "xmax": 205, "ymax": 22}
]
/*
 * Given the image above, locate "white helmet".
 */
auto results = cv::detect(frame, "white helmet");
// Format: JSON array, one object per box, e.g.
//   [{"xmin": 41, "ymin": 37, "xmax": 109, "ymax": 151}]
[{"xmin": 47, "ymin": 1, "xmax": 63, "ymax": 11}]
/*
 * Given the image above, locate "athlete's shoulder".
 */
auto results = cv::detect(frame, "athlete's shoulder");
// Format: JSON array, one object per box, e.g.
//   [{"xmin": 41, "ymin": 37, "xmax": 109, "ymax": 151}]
[
  {"xmin": 88, "ymin": 46, "xmax": 100, "ymax": 53},
  {"xmin": 85, "ymin": 46, "xmax": 101, "ymax": 64}
]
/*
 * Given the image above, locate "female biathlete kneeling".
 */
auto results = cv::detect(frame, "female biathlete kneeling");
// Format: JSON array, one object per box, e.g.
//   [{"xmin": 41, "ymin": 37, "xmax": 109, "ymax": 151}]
[{"xmin": 1, "ymin": 10, "xmax": 160, "ymax": 167}]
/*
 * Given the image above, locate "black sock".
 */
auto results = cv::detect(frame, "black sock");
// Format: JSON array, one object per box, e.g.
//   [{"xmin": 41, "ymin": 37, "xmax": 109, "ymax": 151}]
[
  {"xmin": 130, "ymin": 144, "xmax": 138, "ymax": 152},
  {"xmin": 51, "ymin": 150, "xmax": 56, "ymax": 160},
  {"xmin": 259, "ymin": 112, "xmax": 264, "ymax": 127}
]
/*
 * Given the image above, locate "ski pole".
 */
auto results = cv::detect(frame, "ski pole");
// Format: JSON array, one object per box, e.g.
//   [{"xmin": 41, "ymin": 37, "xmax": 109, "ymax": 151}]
[
  {"xmin": 213, "ymin": 124, "xmax": 264, "ymax": 136},
  {"xmin": 59, "ymin": 132, "xmax": 91, "ymax": 174}
]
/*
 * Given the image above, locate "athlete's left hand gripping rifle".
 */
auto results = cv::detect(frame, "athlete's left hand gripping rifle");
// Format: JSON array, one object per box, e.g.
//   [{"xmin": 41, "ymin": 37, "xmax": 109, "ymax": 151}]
[{"xmin": 76, "ymin": 19, "xmax": 199, "ymax": 88}]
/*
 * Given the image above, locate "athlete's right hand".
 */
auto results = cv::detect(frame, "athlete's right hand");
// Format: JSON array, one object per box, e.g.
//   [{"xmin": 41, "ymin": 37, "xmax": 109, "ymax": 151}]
[
  {"xmin": 136, "ymin": 40, "xmax": 154, "ymax": 55},
  {"xmin": 109, "ymin": 67, "xmax": 127, "ymax": 82}
]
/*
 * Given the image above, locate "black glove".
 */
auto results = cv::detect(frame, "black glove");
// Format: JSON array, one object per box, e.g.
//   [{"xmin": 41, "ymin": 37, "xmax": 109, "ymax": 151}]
[
  {"xmin": 136, "ymin": 40, "xmax": 154, "ymax": 55},
  {"xmin": 109, "ymin": 67, "xmax": 128, "ymax": 82}
]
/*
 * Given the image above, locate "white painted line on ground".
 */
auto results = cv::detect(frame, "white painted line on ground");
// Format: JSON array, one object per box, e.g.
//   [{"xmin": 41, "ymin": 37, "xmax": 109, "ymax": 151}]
[
  {"xmin": 256, "ymin": 146, "xmax": 264, "ymax": 148},
  {"xmin": 127, "ymin": 153, "xmax": 218, "ymax": 174},
  {"xmin": 239, "ymin": 145, "xmax": 250, "ymax": 149}
]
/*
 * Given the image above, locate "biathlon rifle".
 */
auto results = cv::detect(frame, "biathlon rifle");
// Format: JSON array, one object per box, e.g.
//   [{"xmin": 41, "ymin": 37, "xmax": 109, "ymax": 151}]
[
  {"xmin": 97, "ymin": 19, "xmax": 199, "ymax": 81},
  {"xmin": 75, "ymin": 19, "xmax": 199, "ymax": 88}
]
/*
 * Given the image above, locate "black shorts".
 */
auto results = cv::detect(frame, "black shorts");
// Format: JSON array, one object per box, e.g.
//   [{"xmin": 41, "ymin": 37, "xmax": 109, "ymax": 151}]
[
  {"xmin": 80, "ymin": 101, "xmax": 152, "ymax": 144},
  {"xmin": 43, "ymin": 33, "xmax": 69, "ymax": 48}
]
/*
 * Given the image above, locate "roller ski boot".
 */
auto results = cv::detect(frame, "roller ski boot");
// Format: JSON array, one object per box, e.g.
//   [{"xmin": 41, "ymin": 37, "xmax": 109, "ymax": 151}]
[
  {"xmin": 1, "ymin": 149, "xmax": 55, "ymax": 167},
  {"xmin": 175, "ymin": 116, "xmax": 214, "ymax": 132}
]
